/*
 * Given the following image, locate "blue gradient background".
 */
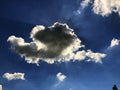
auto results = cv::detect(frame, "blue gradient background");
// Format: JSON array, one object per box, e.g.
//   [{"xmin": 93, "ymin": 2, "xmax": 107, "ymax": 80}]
[{"xmin": 0, "ymin": 0, "xmax": 120, "ymax": 90}]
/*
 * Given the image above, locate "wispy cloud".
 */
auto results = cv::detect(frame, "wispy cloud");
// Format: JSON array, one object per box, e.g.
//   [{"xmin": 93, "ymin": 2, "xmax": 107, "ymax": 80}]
[{"xmin": 75, "ymin": 0, "xmax": 91, "ymax": 14}]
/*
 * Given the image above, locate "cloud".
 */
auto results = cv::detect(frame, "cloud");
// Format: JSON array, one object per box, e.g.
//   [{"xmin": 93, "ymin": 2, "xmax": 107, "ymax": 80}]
[
  {"xmin": 8, "ymin": 22, "xmax": 106, "ymax": 65},
  {"xmin": 85, "ymin": 50, "xmax": 106, "ymax": 63},
  {"xmin": 74, "ymin": 50, "xmax": 106, "ymax": 63},
  {"xmin": 0, "ymin": 85, "xmax": 2, "ymax": 90},
  {"xmin": 3, "ymin": 72, "xmax": 25, "ymax": 80},
  {"xmin": 75, "ymin": 0, "xmax": 91, "ymax": 14},
  {"xmin": 93, "ymin": 0, "xmax": 120, "ymax": 16},
  {"xmin": 106, "ymin": 38, "xmax": 120, "ymax": 57},
  {"xmin": 76, "ymin": 0, "xmax": 120, "ymax": 16},
  {"xmin": 56, "ymin": 72, "xmax": 66, "ymax": 82},
  {"xmin": 81, "ymin": 0, "xmax": 91, "ymax": 9},
  {"xmin": 109, "ymin": 38, "xmax": 120, "ymax": 48}
]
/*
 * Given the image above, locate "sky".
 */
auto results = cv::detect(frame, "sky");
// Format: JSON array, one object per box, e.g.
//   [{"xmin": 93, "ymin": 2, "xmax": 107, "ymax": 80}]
[{"xmin": 0, "ymin": 0, "xmax": 120, "ymax": 90}]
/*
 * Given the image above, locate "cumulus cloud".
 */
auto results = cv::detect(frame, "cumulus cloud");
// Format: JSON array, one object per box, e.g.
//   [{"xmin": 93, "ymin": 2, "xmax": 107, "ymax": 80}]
[
  {"xmin": 76, "ymin": 0, "xmax": 120, "ymax": 16},
  {"xmin": 93, "ymin": 0, "xmax": 120, "ymax": 16},
  {"xmin": 8, "ymin": 22, "xmax": 106, "ymax": 65},
  {"xmin": 56, "ymin": 72, "xmax": 66, "ymax": 82},
  {"xmin": 109, "ymin": 38, "xmax": 120, "ymax": 48},
  {"xmin": 0, "ymin": 85, "xmax": 2, "ymax": 90},
  {"xmin": 3, "ymin": 72, "xmax": 25, "ymax": 80}
]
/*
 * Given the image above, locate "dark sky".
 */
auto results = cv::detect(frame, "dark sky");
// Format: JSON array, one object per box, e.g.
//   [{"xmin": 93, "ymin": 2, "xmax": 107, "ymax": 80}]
[{"xmin": 0, "ymin": 0, "xmax": 120, "ymax": 90}]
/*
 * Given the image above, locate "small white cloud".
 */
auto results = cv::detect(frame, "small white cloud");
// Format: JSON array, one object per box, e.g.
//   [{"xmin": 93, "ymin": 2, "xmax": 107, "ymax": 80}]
[
  {"xmin": 93, "ymin": 0, "xmax": 120, "ymax": 16},
  {"xmin": 81, "ymin": 0, "xmax": 91, "ymax": 9},
  {"xmin": 56, "ymin": 72, "xmax": 66, "ymax": 82},
  {"xmin": 0, "ymin": 85, "xmax": 2, "ymax": 90},
  {"xmin": 3, "ymin": 72, "xmax": 25, "ymax": 80},
  {"xmin": 109, "ymin": 38, "xmax": 120, "ymax": 48}
]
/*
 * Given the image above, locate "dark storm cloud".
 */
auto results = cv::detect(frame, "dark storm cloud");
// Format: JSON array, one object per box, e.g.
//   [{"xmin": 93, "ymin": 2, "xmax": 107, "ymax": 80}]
[
  {"xmin": 8, "ymin": 22, "xmax": 82, "ymax": 65},
  {"xmin": 32, "ymin": 23, "xmax": 76, "ymax": 58},
  {"xmin": 8, "ymin": 22, "xmax": 106, "ymax": 65}
]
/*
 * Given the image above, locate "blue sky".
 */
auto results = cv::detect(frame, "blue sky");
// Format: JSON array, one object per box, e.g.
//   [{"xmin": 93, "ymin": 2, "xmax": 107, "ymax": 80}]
[{"xmin": 0, "ymin": 0, "xmax": 120, "ymax": 90}]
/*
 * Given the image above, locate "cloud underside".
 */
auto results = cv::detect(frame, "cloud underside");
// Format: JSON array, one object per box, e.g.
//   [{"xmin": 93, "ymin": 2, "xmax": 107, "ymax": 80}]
[
  {"xmin": 77, "ymin": 0, "xmax": 120, "ymax": 16},
  {"xmin": 3, "ymin": 72, "xmax": 25, "ymax": 80},
  {"xmin": 8, "ymin": 22, "xmax": 106, "ymax": 65}
]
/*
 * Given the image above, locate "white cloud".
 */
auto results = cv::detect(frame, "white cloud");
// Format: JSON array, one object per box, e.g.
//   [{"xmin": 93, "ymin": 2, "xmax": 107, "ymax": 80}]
[
  {"xmin": 3, "ymin": 72, "xmax": 25, "ymax": 80},
  {"xmin": 74, "ymin": 50, "xmax": 106, "ymax": 63},
  {"xmin": 0, "ymin": 85, "xmax": 2, "ymax": 90},
  {"xmin": 74, "ymin": 50, "xmax": 86, "ymax": 60},
  {"xmin": 109, "ymin": 38, "xmax": 120, "ymax": 48},
  {"xmin": 81, "ymin": 0, "xmax": 91, "ymax": 9},
  {"xmin": 76, "ymin": 0, "xmax": 120, "ymax": 16},
  {"xmin": 93, "ymin": 0, "xmax": 120, "ymax": 16},
  {"xmin": 56, "ymin": 72, "xmax": 66, "ymax": 82},
  {"xmin": 8, "ymin": 22, "xmax": 106, "ymax": 65},
  {"xmin": 85, "ymin": 50, "xmax": 106, "ymax": 63}
]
